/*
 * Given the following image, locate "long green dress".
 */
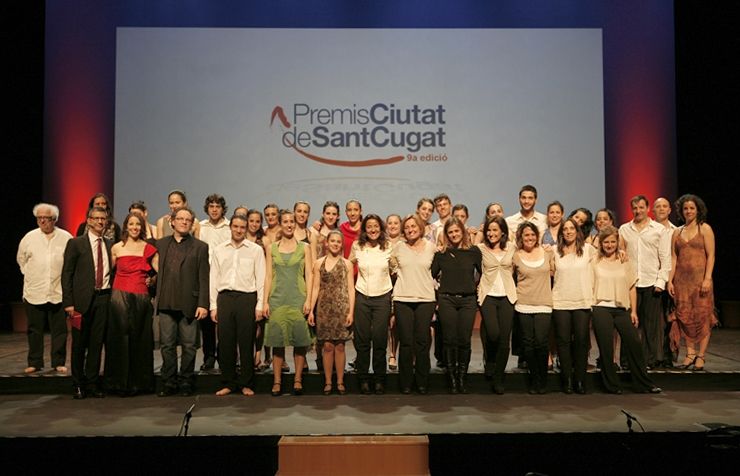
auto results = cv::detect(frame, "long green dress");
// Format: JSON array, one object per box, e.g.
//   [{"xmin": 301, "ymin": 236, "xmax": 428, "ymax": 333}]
[{"xmin": 264, "ymin": 242, "xmax": 311, "ymax": 347}]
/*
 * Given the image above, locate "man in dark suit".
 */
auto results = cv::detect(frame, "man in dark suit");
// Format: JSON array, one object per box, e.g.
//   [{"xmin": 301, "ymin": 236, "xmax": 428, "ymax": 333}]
[
  {"xmin": 156, "ymin": 206, "xmax": 210, "ymax": 396},
  {"xmin": 62, "ymin": 206, "xmax": 113, "ymax": 399}
]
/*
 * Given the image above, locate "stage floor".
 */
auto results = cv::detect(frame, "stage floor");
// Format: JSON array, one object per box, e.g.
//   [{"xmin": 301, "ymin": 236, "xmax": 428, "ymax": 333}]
[
  {"xmin": 1, "ymin": 329, "xmax": 739, "ymax": 438},
  {"xmin": 0, "ymin": 390, "xmax": 738, "ymax": 437}
]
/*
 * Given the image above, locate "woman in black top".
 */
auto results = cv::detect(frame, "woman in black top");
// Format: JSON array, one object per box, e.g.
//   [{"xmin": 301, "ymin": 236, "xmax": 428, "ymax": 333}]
[{"xmin": 431, "ymin": 217, "xmax": 482, "ymax": 394}]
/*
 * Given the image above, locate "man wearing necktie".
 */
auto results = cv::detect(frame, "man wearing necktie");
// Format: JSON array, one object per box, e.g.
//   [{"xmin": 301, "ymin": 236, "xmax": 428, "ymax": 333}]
[{"xmin": 62, "ymin": 206, "xmax": 113, "ymax": 399}]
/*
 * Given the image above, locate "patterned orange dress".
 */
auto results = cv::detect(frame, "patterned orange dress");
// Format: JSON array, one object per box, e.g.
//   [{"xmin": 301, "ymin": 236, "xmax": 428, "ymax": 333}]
[{"xmin": 669, "ymin": 228, "xmax": 717, "ymax": 351}]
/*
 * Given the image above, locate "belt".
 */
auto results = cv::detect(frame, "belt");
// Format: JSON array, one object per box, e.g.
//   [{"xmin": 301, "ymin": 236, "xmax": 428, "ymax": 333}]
[
  {"xmin": 440, "ymin": 292, "xmax": 476, "ymax": 298},
  {"xmin": 94, "ymin": 288, "xmax": 112, "ymax": 295},
  {"xmin": 219, "ymin": 290, "xmax": 256, "ymax": 295}
]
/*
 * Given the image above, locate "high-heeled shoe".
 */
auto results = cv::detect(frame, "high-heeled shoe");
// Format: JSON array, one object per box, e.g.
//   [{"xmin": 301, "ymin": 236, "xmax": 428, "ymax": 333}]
[
  {"xmin": 337, "ymin": 383, "xmax": 347, "ymax": 395},
  {"xmin": 323, "ymin": 383, "xmax": 333, "ymax": 396},
  {"xmin": 271, "ymin": 381, "xmax": 282, "ymax": 397},
  {"xmin": 678, "ymin": 354, "xmax": 696, "ymax": 370},
  {"xmin": 693, "ymin": 355, "xmax": 705, "ymax": 371},
  {"xmin": 293, "ymin": 379, "xmax": 304, "ymax": 396}
]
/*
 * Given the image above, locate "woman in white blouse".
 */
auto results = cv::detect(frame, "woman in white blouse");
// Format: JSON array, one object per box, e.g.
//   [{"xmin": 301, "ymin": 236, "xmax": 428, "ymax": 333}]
[
  {"xmin": 349, "ymin": 214, "xmax": 393, "ymax": 395},
  {"xmin": 477, "ymin": 216, "xmax": 517, "ymax": 394},
  {"xmin": 592, "ymin": 225, "xmax": 661, "ymax": 394},
  {"xmin": 552, "ymin": 218, "xmax": 596, "ymax": 394}
]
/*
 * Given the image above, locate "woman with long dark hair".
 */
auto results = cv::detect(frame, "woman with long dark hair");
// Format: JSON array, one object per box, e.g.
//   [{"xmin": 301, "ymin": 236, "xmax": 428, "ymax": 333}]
[
  {"xmin": 108, "ymin": 212, "xmax": 158, "ymax": 395},
  {"xmin": 552, "ymin": 218, "xmax": 595, "ymax": 394},
  {"xmin": 350, "ymin": 214, "xmax": 392, "ymax": 394},
  {"xmin": 668, "ymin": 194, "xmax": 717, "ymax": 371},
  {"xmin": 477, "ymin": 216, "xmax": 516, "ymax": 394}
]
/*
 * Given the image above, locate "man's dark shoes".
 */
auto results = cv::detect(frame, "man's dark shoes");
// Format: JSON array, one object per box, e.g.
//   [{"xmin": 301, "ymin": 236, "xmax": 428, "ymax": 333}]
[
  {"xmin": 158, "ymin": 386, "xmax": 178, "ymax": 397},
  {"xmin": 73, "ymin": 386, "xmax": 86, "ymax": 399}
]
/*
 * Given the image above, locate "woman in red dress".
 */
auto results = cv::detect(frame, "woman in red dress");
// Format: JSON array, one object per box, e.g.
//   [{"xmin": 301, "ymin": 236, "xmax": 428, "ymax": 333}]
[{"xmin": 107, "ymin": 213, "xmax": 158, "ymax": 396}]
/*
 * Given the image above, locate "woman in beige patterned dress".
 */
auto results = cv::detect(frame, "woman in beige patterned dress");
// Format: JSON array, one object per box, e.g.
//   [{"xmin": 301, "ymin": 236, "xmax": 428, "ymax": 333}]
[{"xmin": 308, "ymin": 230, "xmax": 354, "ymax": 395}]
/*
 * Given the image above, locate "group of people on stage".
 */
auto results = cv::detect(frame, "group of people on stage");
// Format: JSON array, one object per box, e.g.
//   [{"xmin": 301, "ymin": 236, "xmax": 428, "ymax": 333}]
[{"xmin": 16, "ymin": 185, "xmax": 716, "ymax": 398}]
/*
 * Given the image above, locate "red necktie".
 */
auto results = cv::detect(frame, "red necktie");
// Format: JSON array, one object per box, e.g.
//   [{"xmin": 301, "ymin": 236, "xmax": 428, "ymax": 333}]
[{"xmin": 95, "ymin": 238, "xmax": 104, "ymax": 289}]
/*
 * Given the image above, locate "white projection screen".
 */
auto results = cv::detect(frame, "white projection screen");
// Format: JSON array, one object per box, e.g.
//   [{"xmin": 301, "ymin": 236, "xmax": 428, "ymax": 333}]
[{"xmin": 114, "ymin": 28, "xmax": 604, "ymax": 222}]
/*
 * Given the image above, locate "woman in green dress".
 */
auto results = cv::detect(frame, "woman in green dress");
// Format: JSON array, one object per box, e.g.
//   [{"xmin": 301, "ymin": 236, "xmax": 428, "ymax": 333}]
[{"xmin": 264, "ymin": 210, "xmax": 314, "ymax": 396}]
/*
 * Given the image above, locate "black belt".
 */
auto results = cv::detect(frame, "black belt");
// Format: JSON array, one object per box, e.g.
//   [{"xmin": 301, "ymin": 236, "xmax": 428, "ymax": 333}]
[
  {"xmin": 219, "ymin": 290, "xmax": 256, "ymax": 295},
  {"xmin": 94, "ymin": 288, "xmax": 111, "ymax": 295},
  {"xmin": 440, "ymin": 292, "xmax": 476, "ymax": 298}
]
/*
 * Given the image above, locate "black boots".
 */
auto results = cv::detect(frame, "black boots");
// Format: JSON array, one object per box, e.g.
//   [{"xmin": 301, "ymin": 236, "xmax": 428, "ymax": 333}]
[
  {"xmin": 457, "ymin": 349, "xmax": 471, "ymax": 394},
  {"xmin": 445, "ymin": 348, "xmax": 458, "ymax": 394}
]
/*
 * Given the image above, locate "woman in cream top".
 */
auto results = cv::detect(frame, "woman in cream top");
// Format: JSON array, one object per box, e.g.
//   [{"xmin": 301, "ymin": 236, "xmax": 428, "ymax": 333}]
[
  {"xmin": 390, "ymin": 214, "xmax": 436, "ymax": 394},
  {"xmin": 476, "ymin": 216, "xmax": 517, "ymax": 394},
  {"xmin": 591, "ymin": 225, "xmax": 660, "ymax": 394},
  {"xmin": 552, "ymin": 218, "xmax": 596, "ymax": 395}
]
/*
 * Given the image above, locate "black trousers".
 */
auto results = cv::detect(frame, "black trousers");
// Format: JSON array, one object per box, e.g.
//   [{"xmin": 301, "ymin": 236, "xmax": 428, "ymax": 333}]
[
  {"xmin": 200, "ymin": 314, "xmax": 217, "ymax": 360},
  {"xmin": 71, "ymin": 292, "xmax": 109, "ymax": 387},
  {"xmin": 395, "ymin": 300, "xmax": 434, "ymax": 389},
  {"xmin": 107, "ymin": 289, "xmax": 154, "ymax": 393},
  {"xmin": 636, "ymin": 286, "xmax": 664, "ymax": 366},
  {"xmin": 552, "ymin": 309, "xmax": 591, "ymax": 383},
  {"xmin": 217, "ymin": 291, "xmax": 257, "ymax": 390},
  {"xmin": 519, "ymin": 312, "xmax": 551, "ymax": 381},
  {"xmin": 25, "ymin": 301, "xmax": 67, "ymax": 369},
  {"xmin": 593, "ymin": 306, "xmax": 655, "ymax": 392},
  {"xmin": 480, "ymin": 296, "xmax": 515, "ymax": 382},
  {"xmin": 353, "ymin": 291, "xmax": 391, "ymax": 382},
  {"xmin": 437, "ymin": 294, "xmax": 477, "ymax": 354}
]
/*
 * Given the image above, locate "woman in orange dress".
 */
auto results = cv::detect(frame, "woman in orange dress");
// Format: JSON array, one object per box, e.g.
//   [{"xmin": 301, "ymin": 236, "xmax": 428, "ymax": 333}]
[{"xmin": 667, "ymin": 194, "xmax": 717, "ymax": 371}]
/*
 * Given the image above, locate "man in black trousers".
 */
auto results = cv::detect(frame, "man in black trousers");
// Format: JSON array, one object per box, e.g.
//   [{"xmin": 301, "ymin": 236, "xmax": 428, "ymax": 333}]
[
  {"xmin": 62, "ymin": 206, "xmax": 113, "ymax": 399},
  {"xmin": 209, "ymin": 214, "xmax": 265, "ymax": 396},
  {"xmin": 156, "ymin": 207, "xmax": 210, "ymax": 397}
]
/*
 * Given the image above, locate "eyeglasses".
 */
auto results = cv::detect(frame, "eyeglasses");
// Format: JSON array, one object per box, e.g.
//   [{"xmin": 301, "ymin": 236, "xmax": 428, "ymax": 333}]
[
  {"xmin": 174, "ymin": 217, "xmax": 193, "ymax": 223},
  {"xmin": 36, "ymin": 216, "xmax": 55, "ymax": 222},
  {"xmin": 89, "ymin": 217, "xmax": 107, "ymax": 222}
]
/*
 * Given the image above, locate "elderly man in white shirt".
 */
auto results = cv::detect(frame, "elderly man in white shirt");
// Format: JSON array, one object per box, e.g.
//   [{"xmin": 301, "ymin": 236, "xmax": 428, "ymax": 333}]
[
  {"xmin": 209, "ymin": 214, "xmax": 265, "ymax": 396},
  {"xmin": 198, "ymin": 193, "xmax": 231, "ymax": 371},
  {"xmin": 17, "ymin": 203, "xmax": 73, "ymax": 374},
  {"xmin": 619, "ymin": 194, "xmax": 672, "ymax": 368}
]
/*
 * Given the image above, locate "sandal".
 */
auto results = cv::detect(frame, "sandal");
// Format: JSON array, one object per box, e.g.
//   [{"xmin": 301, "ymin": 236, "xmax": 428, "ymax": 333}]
[
  {"xmin": 388, "ymin": 356, "xmax": 398, "ymax": 371},
  {"xmin": 293, "ymin": 379, "xmax": 304, "ymax": 396},
  {"xmin": 271, "ymin": 381, "xmax": 282, "ymax": 397},
  {"xmin": 693, "ymin": 355, "xmax": 705, "ymax": 371},
  {"xmin": 323, "ymin": 383, "xmax": 333, "ymax": 396},
  {"xmin": 337, "ymin": 383, "xmax": 346, "ymax": 395},
  {"xmin": 679, "ymin": 354, "xmax": 696, "ymax": 370}
]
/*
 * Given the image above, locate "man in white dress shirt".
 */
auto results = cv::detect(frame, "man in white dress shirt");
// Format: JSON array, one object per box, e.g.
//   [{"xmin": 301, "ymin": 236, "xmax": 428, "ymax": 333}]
[
  {"xmin": 653, "ymin": 196, "xmax": 677, "ymax": 367},
  {"xmin": 619, "ymin": 195, "xmax": 672, "ymax": 368},
  {"xmin": 17, "ymin": 203, "xmax": 72, "ymax": 374},
  {"xmin": 199, "ymin": 193, "xmax": 231, "ymax": 371},
  {"xmin": 209, "ymin": 214, "xmax": 265, "ymax": 396}
]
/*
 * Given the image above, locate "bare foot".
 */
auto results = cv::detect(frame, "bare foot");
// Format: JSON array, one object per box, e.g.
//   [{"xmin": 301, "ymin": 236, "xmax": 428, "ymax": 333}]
[
  {"xmin": 24, "ymin": 367, "xmax": 38, "ymax": 374},
  {"xmin": 242, "ymin": 387, "xmax": 255, "ymax": 396},
  {"xmin": 55, "ymin": 366, "xmax": 68, "ymax": 373},
  {"xmin": 215, "ymin": 387, "xmax": 233, "ymax": 396}
]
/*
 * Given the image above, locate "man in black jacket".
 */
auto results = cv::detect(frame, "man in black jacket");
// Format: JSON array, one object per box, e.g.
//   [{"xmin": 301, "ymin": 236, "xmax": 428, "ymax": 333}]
[
  {"xmin": 155, "ymin": 207, "xmax": 210, "ymax": 396},
  {"xmin": 62, "ymin": 206, "xmax": 113, "ymax": 399}
]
